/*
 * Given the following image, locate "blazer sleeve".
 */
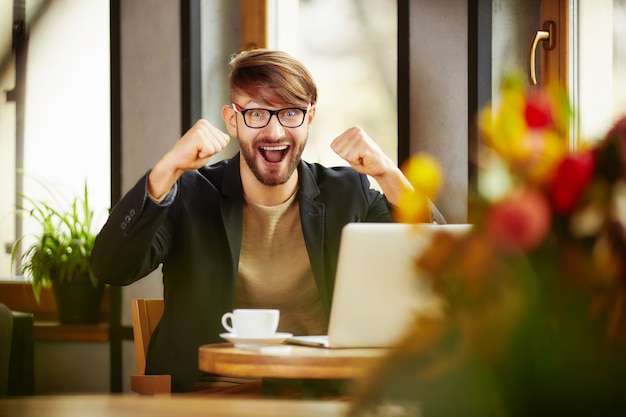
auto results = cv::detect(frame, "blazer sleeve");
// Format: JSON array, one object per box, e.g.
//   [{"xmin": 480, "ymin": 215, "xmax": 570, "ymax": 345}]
[
  {"xmin": 90, "ymin": 173, "xmax": 174, "ymax": 286},
  {"xmin": 359, "ymin": 174, "xmax": 394, "ymax": 223}
]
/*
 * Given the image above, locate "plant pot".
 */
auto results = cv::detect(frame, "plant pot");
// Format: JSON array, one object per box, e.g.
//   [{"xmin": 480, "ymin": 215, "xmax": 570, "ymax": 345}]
[{"xmin": 52, "ymin": 273, "xmax": 104, "ymax": 324}]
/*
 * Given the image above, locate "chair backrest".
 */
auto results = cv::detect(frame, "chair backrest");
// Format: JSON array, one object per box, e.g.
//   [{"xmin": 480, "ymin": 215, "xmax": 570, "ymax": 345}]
[
  {"xmin": 0, "ymin": 303, "xmax": 13, "ymax": 398},
  {"xmin": 131, "ymin": 299, "xmax": 164, "ymax": 375}
]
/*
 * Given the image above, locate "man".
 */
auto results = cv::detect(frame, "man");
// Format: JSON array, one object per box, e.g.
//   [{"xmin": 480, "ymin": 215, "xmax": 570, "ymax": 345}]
[{"xmin": 91, "ymin": 49, "xmax": 445, "ymax": 392}]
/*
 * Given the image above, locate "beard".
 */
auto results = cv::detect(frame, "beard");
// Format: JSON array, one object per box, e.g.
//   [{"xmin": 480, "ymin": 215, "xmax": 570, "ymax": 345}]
[{"xmin": 239, "ymin": 132, "xmax": 307, "ymax": 186}]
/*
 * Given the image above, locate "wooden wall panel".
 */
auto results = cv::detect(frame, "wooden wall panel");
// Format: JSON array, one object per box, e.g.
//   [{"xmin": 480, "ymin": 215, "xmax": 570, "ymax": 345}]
[{"xmin": 240, "ymin": 0, "xmax": 266, "ymax": 50}]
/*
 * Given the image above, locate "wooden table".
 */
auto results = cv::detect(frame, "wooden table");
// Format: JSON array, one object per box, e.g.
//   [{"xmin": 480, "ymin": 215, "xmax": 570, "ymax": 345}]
[
  {"xmin": 198, "ymin": 343, "xmax": 388, "ymax": 380},
  {"xmin": 0, "ymin": 395, "xmax": 349, "ymax": 417},
  {"xmin": 198, "ymin": 342, "xmax": 389, "ymax": 398}
]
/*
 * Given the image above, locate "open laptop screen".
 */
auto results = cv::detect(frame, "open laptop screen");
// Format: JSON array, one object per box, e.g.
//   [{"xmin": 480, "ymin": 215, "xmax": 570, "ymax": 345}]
[{"xmin": 287, "ymin": 222, "xmax": 472, "ymax": 348}]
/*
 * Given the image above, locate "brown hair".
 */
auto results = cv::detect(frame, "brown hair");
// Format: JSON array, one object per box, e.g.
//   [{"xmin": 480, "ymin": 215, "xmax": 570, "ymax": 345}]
[{"xmin": 229, "ymin": 49, "xmax": 317, "ymax": 107}]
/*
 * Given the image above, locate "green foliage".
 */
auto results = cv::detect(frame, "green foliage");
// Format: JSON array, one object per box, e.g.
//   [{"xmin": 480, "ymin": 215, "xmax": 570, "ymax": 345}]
[{"xmin": 11, "ymin": 180, "xmax": 98, "ymax": 302}]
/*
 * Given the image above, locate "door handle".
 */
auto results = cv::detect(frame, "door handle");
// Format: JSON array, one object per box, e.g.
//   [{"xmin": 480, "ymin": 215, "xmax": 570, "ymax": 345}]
[{"xmin": 529, "ymin": 21, "xmax": 556, "ymax": 85}]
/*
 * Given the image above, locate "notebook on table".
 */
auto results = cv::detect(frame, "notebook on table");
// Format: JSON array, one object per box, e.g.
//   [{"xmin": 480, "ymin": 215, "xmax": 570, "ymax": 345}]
[{"xmin": 286, "ymin": 222, "xmax": 472, "ymax": 348}]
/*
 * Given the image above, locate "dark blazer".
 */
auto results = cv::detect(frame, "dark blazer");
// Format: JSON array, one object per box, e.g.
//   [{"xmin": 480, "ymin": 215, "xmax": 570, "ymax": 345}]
[{"xmin": 91, "ymin": 154, "xmax": 403, "ymax": 391}]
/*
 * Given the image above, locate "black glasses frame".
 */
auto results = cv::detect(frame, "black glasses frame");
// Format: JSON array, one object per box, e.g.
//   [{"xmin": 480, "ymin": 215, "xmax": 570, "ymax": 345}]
[{"xmin": 232, "ymin": 103, "xmax": 310, "ymax": 129}]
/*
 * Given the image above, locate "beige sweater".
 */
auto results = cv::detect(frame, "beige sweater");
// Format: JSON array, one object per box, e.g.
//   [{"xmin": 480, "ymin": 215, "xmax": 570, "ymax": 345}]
[{"xmin": 234, "ymin": 191, "xmax": 327, "ymax": 336}]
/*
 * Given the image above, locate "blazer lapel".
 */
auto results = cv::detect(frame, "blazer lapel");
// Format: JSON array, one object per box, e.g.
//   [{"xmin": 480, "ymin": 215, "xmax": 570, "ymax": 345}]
[
  {"xmin": 297, "ymin": 162, "xmax": 331, "ymax": 313},
  {"xmin": 220, "ymin": 155, "xmax": 244, "ymax": 282}
]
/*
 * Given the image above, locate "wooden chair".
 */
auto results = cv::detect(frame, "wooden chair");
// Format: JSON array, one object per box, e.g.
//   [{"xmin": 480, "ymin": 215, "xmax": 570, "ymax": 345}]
[{"xmin": 130, "ymin": 298, "xmax": 171, "ymax": 395}]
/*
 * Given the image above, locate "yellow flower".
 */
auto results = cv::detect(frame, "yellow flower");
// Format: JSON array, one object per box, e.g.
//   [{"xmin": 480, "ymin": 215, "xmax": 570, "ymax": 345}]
[
  {"xmin": 403, "ymin": 153, "xmax": 443, "ymax": 199},
  {"xmin": 479, "ymin": 74, "xmax": 569, "ymax": 185},
  {"xmin": 395, "ymin": 153, "xmax": 443, "ymax": 223},
  {"xmin": 513, "ymin": 129, "xmax": 565, "ymax": 183}
]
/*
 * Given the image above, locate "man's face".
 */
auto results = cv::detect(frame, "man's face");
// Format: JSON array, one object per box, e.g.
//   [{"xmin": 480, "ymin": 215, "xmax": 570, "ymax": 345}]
[{"xmin": 223, "ymin": 95, "xmax": 315, "ymax": 186}]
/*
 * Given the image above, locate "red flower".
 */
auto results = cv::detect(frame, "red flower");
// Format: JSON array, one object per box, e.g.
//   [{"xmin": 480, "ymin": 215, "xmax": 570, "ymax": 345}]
[
  {"xmin": 549, "ymin": 150, "xmax": 596, "ymax": 214},
  {"xmin": 485, "ymin": 187, "xmax": 551, "ymax": 253},
  {"xmin": 525, "ymin": 88, "xmax": 554, "ymax": 129}
]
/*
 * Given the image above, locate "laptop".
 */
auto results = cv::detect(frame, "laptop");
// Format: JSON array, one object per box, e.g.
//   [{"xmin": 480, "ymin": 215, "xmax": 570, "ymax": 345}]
[{"xmin": 286, "ymin": 222, "xmax": 472, "ymax": 348}]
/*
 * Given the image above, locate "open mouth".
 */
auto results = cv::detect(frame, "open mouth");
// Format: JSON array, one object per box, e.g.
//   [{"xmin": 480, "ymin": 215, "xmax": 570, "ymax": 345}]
[{"xmin": 259, "ymin": 145, "xmax": 289, "ymax": 163}]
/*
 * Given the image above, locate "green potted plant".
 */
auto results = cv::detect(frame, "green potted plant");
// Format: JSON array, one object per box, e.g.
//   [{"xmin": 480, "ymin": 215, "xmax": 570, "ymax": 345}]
[{"xmin": 11, "ymin": 180, "xmax": 104, "ymax": 324}]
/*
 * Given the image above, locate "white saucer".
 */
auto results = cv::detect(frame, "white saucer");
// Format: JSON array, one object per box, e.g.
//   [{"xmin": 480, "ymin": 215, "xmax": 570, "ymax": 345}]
[{"xmin": 220, "ymin": 332, "xmax": 293, "ymax": 347}]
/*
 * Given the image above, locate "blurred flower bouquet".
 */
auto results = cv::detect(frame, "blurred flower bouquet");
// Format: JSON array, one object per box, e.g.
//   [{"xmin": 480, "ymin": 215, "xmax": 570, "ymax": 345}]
[{"xmin": 352, "ymin": 76, "xmax": 626, "ymax": 416}]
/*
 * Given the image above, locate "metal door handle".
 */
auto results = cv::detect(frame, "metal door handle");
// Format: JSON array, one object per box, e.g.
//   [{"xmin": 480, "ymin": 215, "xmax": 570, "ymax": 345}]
[{"xmin": 529, "ymin": 21, "xmax": 556, "ymax": 85}]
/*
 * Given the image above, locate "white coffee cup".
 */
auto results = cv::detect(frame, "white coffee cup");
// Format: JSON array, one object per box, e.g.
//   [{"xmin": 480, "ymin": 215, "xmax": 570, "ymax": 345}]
[{"xmin": 221, "ymin": 308, "xmax": 280, "ymax": 338}]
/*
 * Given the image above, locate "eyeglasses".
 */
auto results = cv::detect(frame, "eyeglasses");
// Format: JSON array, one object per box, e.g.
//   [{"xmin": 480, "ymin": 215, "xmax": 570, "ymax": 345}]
[{"xmin": 232, "ymin": 103, "xmax": 311, "ymax": 129}]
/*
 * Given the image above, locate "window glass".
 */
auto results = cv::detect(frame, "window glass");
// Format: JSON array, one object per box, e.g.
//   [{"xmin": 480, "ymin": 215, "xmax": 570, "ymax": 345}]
[
  {"xmin": 0, "ymin": 1, "xmax": 110, "ymax": 278},
  {"xmin": 290, "ymin": 0, "xmax": 398, "ymax": 168},
  {"xmin": 576, "ymin": 0, "xmax": 626, "ymax": 143},
  {"xmin": 613, "ymin": 1, "xmax": 626, "ymax": 120}
]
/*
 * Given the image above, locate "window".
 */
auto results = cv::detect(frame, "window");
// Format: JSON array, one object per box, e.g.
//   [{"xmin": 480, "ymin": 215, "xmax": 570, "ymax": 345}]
[
  {"xmin": 198, "ymin": 0, "xmax": 397, "ymax": 189},
  {"xmin": 294, "ymin": 0, "xmax": 398, "ymax": 169},
  {"xmin": 0, "ymin": 0, "xmax": 110, "ymax": 278},
  {"xmin": 574, "ymin": 0, "xmax": 626, "ymax": 143}
]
